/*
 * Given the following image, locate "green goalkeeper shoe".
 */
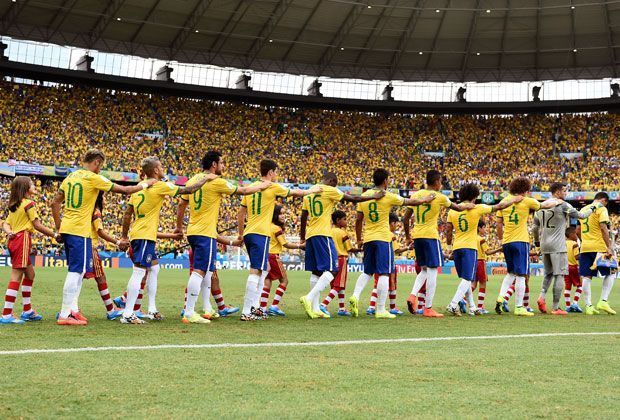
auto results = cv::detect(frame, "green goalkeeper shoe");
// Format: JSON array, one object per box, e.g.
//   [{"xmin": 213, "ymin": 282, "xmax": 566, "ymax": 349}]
[
  {"xmin": 514, "ymin": 306, "xmax": 534, "ymax": 317},
  {"xmin": 585, "ymin": 305, "xmax": 600, "ymax": 315}
]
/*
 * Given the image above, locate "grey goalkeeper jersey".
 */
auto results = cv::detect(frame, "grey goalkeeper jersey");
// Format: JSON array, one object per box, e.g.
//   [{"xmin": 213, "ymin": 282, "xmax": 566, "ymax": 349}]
[{"xmin": 533, "ymin": 202, "xmax": 595, "ymax": 254}]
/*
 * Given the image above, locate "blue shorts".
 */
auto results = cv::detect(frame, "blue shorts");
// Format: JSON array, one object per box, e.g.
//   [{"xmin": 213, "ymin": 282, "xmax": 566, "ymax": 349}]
[
  {"xmin": 502, "ymin": 242, "xmax": 530, "ymax": 276},
  {"xmin": 362, "ymin": 240, "xmax": 394, "ymax": 275},
  {"xmin": 188, "ymin": 235, "xmax": 217, "ymax": 273},
  {"xmin": 453, "ymin": 248, "xmax": 478, "ymax": 281},
  {"xmin": 244, "ymin": 233, "xmax": 269, "ymax": 271},
  {"xmin": 579, "ymin": 252, "xmax": 611, "ymax": 277},
  {"xmin": 63, "ymin": 234, "xmax": 93, "ymax": 274},
  {"xmin": 413, "ymin": 238, "xmax": 444, "ymax": 268},
  {"xmin": 130, "ymin": 239, "xmax": 157, "ymax": 267},
  {"xmin": 305, "ymin": 236, "xmax": 338, "ymax": 272}
]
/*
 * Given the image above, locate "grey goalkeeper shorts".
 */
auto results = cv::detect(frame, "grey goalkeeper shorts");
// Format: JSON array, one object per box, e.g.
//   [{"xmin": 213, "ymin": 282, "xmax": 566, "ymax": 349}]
[{"xmin": 543, "ymin": 252, "xmax": 569, "ymax": 276}]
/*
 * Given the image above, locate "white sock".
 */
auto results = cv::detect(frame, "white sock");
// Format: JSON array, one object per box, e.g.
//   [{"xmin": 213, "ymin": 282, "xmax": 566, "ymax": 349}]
[
  {"xmin": 60, "ymin": 272, "xmax": 82, "ymax": 318},
  {"xmin": 376, "ymin": 275, "xmax": 389, "ymax": 312},
  {"xmin": 352, "ymin": 273, "xmax": 371, "ymax": 299},
  {"xmin": 185, "ymin": 271, "xmax": 204, "ymax": 317},
  {"xmin": 146, "ymin": 263, "xmax": 160, "ymax": 313},
  {"xmin": 410, "ymin": 269, "xmax": 428, "ymax": 295},
  {"xmin": 122, "ymin": 266, "xmax": 147, "ymax": 317},
  {"xmin": 308, "ymin": 272, "xmax": 334, "ymax": 312},
  {"xmin": 466, "ymin": 287, "xmax": 475, "ymax": 309},
  {"xmin": 582, "ymin": 277, "xmax": 592, "ymax": 306},
  {"xmin": 498, "ymin": 273, "xmax": 516, "ymax": 298},
  {"xmin": 243, "ymin": 274, "xmax": 260, "ymax": 315},
  {"xmin": 252, "ymin": 271, "xmax": 269, "ymax": 309},
  {"xmin": 601, "ymin": 275, "xmax": 615, "ymax": 301},
  {"xmin": 70, "ymin": 275, "xmax": 84, "ymax": 312},
  {"xmin": 451, "ymin": 279, "xmax": 471, "ymax": 307},
  {"xmin": 201, "ymin": 271, "xmax": 214, "ymax": 313},
  {"xmin": 425, "ymin": 268, "xmax": 438, "ymax": 308},
  {"xmin": 515, "ymin": 275, "xmax": 526, "ymax": 307}
]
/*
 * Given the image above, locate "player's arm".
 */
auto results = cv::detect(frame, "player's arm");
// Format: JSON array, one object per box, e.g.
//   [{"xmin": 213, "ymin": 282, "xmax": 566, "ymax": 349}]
[
  {"xmin": 575, "ymin": 224, "xmax": 582, "ymax": 241},
  {"xmin": 2, "ymin": 221, "xmax": 14, "ymax": 239},
  {"xmin": 342, "ymin": 190, "xmax": 384, "ymax": 203},
  {"xmin": 97, "ymin": 228, "xmax": 121, "ymax": 246},
  {"xmin": 236, "ymin": 205, "xmax": 247, "ymax": 239},
  {"xmin": 355, "ymin": 211, "xmax": 364, "ymax": 248},
  {"xmin": 450, "ymin": 201, "xmax": 475, "ymax": 211},
  {"xmin": 394, "ymin": 246, "xmax": 407, "ymax": 256},
  {"xmin": 539, "ymin": 198, "xmax": 561, "ymax": 209},
  {"xmin": 300, "ymin": 209, "xmax": 309, "ymax": 242},
  {"xmin": 288, "ymin": 184, "xmax": 322, "ymax": 198},
  {"xmin": 600, "ymin": 223, "xmax": 614, "ymax": 256},
  {"xmin": 235, "ymin": 180, "xmax": 272, "ymax": 195},
  {"xmin": 121, "ymin": 205, "xmax": 134, "ymax": 240},
  {"xmin": 175, "ymin": 198, "xmax": 189, "ymax": 234},
  {"xmin": 403, "ymin": 207, "xmax": 414, "ymax": 244},
  {"xmin": 110, "ymin": 179, "xmax": 157, "ymax": 195},
  {"xmin": 445, "ymin": 222, "xmax": 454, "ymax": 256},
  {"xmin": 157, "ymin": 231, "xmax": 184, "ymax": 240},
  {"xmin": 177, "ymin": 177, "xmax": 209, "ymax": 196},
  {"xmin": 51, "ymin": 190, "xmax": 64, "ymax": 231},
  {"xmin": 491, "ymin": 195, "xmax": 524, "ymax": 212},
  {"xmin": 217, "ymin": 235, "xmax": 243, "ymax": 247},
  {"xmin": 284, "ymin": 242, "xmax": 304, "ymax": 250},
  {"xmin": 532, "ymin": 213, "xmax": 541, "ymax": 247},
  {"xmin": 572, "ymin": 243, "xmax": 580, "ymax": 260},
  {"xmin": 496, "ymin": 215, "xmax": 504, "ymax": 241},
  {"xmin": 567, "ymin": 202, "xmax": 600, "ymax": 220},
  {"xmin": 403, "ymin": 194, "xmax": 435, "ymax": 206}
]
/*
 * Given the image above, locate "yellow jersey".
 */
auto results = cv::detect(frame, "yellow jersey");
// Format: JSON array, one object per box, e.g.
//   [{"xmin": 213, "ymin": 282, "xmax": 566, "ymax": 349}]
[
  {"xmin": 90, "ymin": 209, "xmax": 103, "ymax": 243},
  {"xmin": 301, "ymin": 185, "xmax": 344, "ymax": 239},
  {"xmin": 128, "ymin": 181, "xmax": 180, "ymax": 241},
  {"xmin": 6, "ymin": 199, "xmax": 38, "ymax": 233},
  {"xmin": 332, "ymin": 227, "xmax": 353, "ymax": 257},
  {"xmin": 580, "ymin": 206, "xmax": 610, "ymax": 253},
  {"xmin": 447, "ymin": 204, "xmax": 493, "ymax": 250},
  {"xmin": 182, "ymin": 175, "xmax": 237, "ymax": 238},
  {"xmin": 496, "ymin": 195, "xmax": 541, "ymax": 244},
  {"xmin": 566, "ymin": 239, "xmax": 579, "ymax": 265},
  {"xmin": 241, "ymin": 182, "xmax": 290, "ymax": 237},
  {"xmin": 269, "ymin": 224, "xmax": 286, "ymax": 255},
  {"xmin": 356, "ymin": 189, "xmax": 405, "ymax": 243},
  {"xmin": 409, "ymin": 189, "xmax": 451, "ymax": 240},
  {"xmin": 59, "ymin": 169, "xmax": 114, "ymax": 237},
  {"xmin": 477, "ymin": 236, "xmax": 489, "ymax": 261}
]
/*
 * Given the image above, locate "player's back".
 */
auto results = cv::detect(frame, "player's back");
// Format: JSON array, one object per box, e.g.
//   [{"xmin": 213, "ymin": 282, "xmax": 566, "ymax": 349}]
[
  {"xmin": 303, "ymin": 184, "xmax": 343, "ymax": 239},
  {"xmin": 129, "ymin": 181, "xmax": 179, "ymax": 241},
  {"xmin": 448, "ymin": 205, "xmax": 492, "ymax": 250},
  {"xmin": 357, "ymin": 189, "xmax": 404, "ymax": 243},
  {"xmin": 497, "ymin": 195, "xmax": 540, "ymax": 244},
  {"xmin": 535, "ymin": 203, "xmax": 571, "ymax": 253},
  {"xmin": 242, "ymin": 182, "xmax": 289, "ymax": 237},
  {"xmin": 580, "ymin": 206, "xmax": 610, "ymax": 253},
  {"xmin": 410, "ymin": 189, "xmax": 451, "ymax": 239},
  {"xmin": 185, "ymin": 175, "xmax": 235, "ymax": 238},
  {"xmin": 59, "ymin": 169, "xmax": 113, "ymax": 236}
]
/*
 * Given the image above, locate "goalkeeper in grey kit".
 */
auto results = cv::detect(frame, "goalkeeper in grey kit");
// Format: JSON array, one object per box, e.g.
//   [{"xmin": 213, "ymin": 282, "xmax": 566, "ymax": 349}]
[{"xmin": 532, "ymin": 183, "xmax": 601, "ymax": 314}]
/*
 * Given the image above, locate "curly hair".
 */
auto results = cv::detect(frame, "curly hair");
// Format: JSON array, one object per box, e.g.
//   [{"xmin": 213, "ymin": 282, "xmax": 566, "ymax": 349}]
[
  {"xmin": 458, "ymin": 183, "xmax": 480, "ymax": 202},
  {"xmin": 508, "ymin": 177, "xmax": 532, "ymax": 195}
]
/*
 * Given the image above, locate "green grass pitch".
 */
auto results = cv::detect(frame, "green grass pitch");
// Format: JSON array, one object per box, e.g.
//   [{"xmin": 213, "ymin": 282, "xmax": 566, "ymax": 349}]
[{"xmin": 0, "ymin": 267, "xmax": 619, "ymax": 418}]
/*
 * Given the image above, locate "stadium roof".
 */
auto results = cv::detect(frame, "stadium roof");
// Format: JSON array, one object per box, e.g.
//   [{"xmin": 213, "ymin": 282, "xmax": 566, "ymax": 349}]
[{"xmin": 1, "ymin": 0, "xmax": 619, "ymax": 83}]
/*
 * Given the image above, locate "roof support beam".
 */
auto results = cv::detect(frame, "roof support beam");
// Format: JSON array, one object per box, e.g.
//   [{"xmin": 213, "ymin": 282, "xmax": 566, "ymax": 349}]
[
  {"xmin": 169, "ymin": 0, "xmax": 214, "ymax": 60},
  {"xmin": 569, "ymin": 0, "xmax": 577, "ymax": 68},
  {"xmin": 245, "ymin": 0, "xmax": 293, "ymax": 68},
  {"xmin": 317, "ymin": 3, "xmax": 364, "ymax": 76},
  {"xmin": 280, "ymin": 0, "xmax": 322, "ymax": 69},
  {"xmin": 460, "ymin": 0, "xmax": 481, "ymax": 81},
  {"xmin": 88, "ymin": 0, "xmax": 126, "ymax": 49},
  {"xmin": 388, "ymin": 0, "xmax": 425, "ymax": 80},
  {"xmin": 601, "ymin": 1, "xmax": 618, "ymax": 77},
  {"xmin": 424, "ymin": 0, "xmax": 450, "ymax": 72},
  {"xmin": 208, "ymin": 0, "xmax": 251, "ymax": 61},
  {"xmin": 497, "ymin": 0, "xmax": 510, "ymax": 78},
  {"xmin": 45, "ymin": 0, "xmax": 79, "ymax": 43},
  {"xmin": 1, "ymin": 0, "xmax": 30, "ymax": 34},
  {"xmin": 535, "ymin": 0, "xmax": 541, "ymax": 80},
  {"xmin": 353, "ymin": 0, "xmax": 397, "ymax": 76},
  {"xmin": 129, "ymin": 0, "xmax": 163, "ymax": 46}
]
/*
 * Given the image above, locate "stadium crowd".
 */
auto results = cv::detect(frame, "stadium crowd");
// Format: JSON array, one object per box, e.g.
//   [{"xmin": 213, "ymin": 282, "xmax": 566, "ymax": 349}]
[{"xmin": 0, "ymin": 81, "xmax": 619, "ymax": 255}]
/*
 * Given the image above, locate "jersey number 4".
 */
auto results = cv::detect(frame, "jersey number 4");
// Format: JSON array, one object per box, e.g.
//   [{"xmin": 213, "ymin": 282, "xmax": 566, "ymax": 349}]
[{"xmin": 508, "ymin": 206, "xmax": 519, "ymax": 225}]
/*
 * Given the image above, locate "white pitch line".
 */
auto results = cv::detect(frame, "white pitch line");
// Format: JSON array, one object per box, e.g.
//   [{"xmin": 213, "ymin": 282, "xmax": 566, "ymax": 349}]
[{"xmin": 0, "ymin": 332, "xmax": 618, "ymax": 356}]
